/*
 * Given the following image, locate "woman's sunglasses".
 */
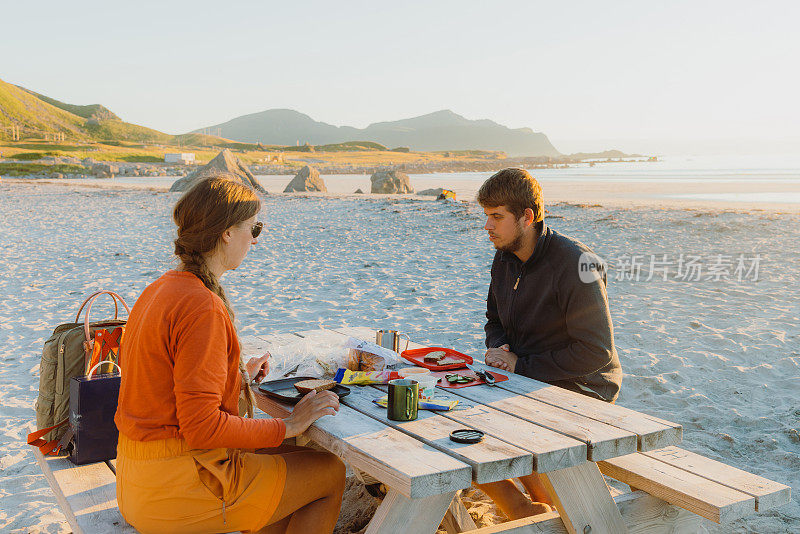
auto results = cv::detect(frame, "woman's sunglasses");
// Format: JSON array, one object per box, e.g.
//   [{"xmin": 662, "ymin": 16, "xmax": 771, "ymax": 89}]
[{"xmin": 251, "ymin": 221, "xmax": 263, "ymax": 238}]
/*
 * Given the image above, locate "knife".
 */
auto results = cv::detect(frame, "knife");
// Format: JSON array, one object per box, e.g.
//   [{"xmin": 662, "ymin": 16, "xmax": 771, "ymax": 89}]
[{"xmin": 466, "ymin": 364, "xmax": 496, "ymax": 386}]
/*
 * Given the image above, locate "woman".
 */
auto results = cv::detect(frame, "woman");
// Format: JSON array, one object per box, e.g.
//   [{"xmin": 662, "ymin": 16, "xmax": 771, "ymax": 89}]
[{"xmin": 114, "ymin": 177, "xmax": 345, "ymax": 534}]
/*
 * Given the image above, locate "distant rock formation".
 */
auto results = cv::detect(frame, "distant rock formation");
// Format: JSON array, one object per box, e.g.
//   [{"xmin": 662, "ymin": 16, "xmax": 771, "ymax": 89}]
[
  {"xmin": 370, "ymin": 170, "xmax": 414, "ymax": 194},
  {"xmin": 354, "ymin": 188, "xmax": 364, "ymax": 194},
  {"xmin": 283, "ymin": 165, "xmax": 326, "ymax": 193},
  {"xmin": 170, "ymin": 149, "xmax": 264, "ymax": 192}
]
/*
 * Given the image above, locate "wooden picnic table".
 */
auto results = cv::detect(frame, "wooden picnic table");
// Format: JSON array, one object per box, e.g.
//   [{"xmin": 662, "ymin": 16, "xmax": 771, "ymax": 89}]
[
  {"xmin": 252, "ymin": 326, "xmax": 760, "ymax": 534},
  {"xmin": 34, "ymin": 325, "xmax": 789, "ymax": 533}
]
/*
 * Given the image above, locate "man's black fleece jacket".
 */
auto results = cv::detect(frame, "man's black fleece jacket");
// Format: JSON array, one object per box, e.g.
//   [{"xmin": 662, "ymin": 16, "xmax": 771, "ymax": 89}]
[{"xmin": 485, "ymin": 223, "xmax": 622, "ymax": 402}]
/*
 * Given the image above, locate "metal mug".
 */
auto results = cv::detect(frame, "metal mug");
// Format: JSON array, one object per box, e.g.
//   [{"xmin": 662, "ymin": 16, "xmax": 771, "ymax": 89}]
[
  {"xmin": 376, "ymin": 330, "xmax": 410, "ymax": 353},
  {"xmin": 387, "ymin": 379, "xmax": 418, "ymax": 421}
]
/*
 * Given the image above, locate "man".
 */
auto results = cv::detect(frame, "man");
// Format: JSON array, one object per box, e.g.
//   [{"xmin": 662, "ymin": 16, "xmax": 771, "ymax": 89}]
[{"xmin": 474, "ymin": 168, "xmax": 622, "ymax": 519}]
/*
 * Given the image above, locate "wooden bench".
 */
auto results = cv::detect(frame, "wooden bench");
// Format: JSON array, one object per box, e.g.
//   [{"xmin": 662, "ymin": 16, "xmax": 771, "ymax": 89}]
[
  {"xmin": 598, "ymin": 446, "xmax": 791, "ymax": 524},
  {"xmin": 33, "ymin": 431, "xmax": 792, "ymax": 534},
  {"xmin": 33, "ymin": 448, "xmax": 136, "ymax": 534}
]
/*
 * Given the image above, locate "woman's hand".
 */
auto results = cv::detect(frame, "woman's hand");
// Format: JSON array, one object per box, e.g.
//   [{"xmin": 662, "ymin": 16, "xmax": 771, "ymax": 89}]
[
  {"xmin": 246, "ymin": 352, "xmax": 270, "ymax": 383},
  {"xmin": 283, "ymin": 390, "xmax": 340, "ymax": 438}
]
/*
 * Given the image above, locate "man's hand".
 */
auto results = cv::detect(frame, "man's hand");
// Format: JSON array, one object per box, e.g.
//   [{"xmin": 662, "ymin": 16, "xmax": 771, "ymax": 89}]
[
  {"xmin": 485, "ymin": 344, "xmax": 517, "ymax": 372},
  {"xmin": 245, "ymin": 352, "xmax": 271, "ymax": 383}
]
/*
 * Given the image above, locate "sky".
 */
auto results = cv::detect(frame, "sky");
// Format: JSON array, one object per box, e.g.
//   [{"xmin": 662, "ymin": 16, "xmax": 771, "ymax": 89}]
[{"xmin": 2, "ymin": 0, "xmax": 799, "ymax": 155}]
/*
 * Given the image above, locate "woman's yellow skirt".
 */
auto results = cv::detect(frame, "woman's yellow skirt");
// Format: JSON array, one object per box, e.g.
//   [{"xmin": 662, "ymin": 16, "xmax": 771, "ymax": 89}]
[{"xmin": 117, "ymin": 434, "xmax": 286, "ymax": 534}]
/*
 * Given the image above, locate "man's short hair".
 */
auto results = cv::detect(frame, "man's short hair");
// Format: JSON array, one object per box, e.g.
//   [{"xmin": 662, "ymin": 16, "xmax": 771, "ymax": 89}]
[{"xmin": 477, "ymin": 168, "xmax": 544, "ymax": 222}]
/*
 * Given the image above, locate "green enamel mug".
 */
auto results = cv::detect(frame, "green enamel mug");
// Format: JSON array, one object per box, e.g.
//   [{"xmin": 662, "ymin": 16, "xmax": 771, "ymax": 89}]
[{"xmin": 387, "ymin": 379, "xmax": 418, "ymax": 421}]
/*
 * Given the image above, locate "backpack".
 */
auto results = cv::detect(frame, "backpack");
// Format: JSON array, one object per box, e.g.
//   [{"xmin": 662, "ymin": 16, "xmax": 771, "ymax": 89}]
[{"xmin": 28, "ymin": 291, "xmax": 130, "ymax": 455}]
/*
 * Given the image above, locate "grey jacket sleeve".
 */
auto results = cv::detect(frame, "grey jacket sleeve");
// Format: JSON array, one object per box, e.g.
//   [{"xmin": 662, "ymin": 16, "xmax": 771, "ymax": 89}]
[{"xmin": 514, "ymin": 270, "xmax": 614, "ymax": 380}]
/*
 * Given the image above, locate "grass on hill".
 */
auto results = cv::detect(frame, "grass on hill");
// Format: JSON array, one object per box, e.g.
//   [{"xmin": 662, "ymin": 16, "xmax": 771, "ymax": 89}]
[
  {"xmin": 84, "ymin": 120, "xmax": 173, "ymax": 144},
  {"xmin": 1, "ymin": 77, "xmax": 176, "ymax": 145},
  {"xmin": 0, "ymin": 132, "xmax": 512, "ymax": 170},
  {"xmin": 14, "ymin": 152, "xmax": 57, "ymax": 160},
  {"xmin": 0, "ymin": 79, "xmax": 86, "ymax": 137},
  {"xmin": 17, "ymin": 86, "xmax": 120, "ymax": 121},
  {"xmin": 6, "ymin": 142, "xmax": 89, "ymax": 152},
  {"xmin": 314, "ymin": 141, "xmax": 388, "ymax": 152}
]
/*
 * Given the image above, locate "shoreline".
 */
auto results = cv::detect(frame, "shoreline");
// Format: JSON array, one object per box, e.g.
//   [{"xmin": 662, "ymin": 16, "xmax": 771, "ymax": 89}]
[{"xmin": 6, "ymin": 175, "xmax": 800, "ymax": 214}]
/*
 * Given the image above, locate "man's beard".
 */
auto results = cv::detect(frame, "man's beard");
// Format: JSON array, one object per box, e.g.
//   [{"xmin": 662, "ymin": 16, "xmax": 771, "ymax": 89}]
[{"xmin": 493, "ymin": 224, "xmax": 525, "ymax": 253}]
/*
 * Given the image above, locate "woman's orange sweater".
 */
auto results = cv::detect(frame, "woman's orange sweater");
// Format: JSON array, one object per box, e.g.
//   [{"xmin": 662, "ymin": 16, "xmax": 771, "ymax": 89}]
[{"xmin": 115, "ymin": 270, "xmax": 285, "ymax": 449}]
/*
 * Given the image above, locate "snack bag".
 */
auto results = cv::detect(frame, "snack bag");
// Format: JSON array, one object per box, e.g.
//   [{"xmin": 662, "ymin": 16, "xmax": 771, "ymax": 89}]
[{"xmin": 334, "ymin": 368, "xmax": 400, "ymax": 385}]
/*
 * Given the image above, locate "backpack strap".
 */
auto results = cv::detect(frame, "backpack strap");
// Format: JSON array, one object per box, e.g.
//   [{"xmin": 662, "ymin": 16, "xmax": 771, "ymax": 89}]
[
  {"xmin": 76, "ymin": 291, "xmax": 131, "ymax": 370},
  {"xmin": 27, "ymin": 418, "xmax": 70, "ymax": 455}
]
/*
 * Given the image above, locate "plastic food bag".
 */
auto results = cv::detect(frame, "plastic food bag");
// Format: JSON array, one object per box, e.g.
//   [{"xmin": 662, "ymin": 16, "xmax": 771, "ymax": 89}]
[
  {"xmin": 240, "ymin": 334, "xmax": 349, "ymax": 381},
  {"xmin": 239, "ymin": 334, "xmax": 402, "ymax": 381},
  {"xmin": 344, "ymin": 337, "xmax": 402, "ymax": 371}
]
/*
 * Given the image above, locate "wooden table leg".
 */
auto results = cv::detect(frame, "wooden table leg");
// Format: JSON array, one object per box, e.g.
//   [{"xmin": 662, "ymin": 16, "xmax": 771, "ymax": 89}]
[
  {"xmin": 540, "ymin": 462, "xmax": 628, "ymax": 534},
  {"xmin": 441, "ymin": 490, "xmax": 478, "ymax": 533},
  {"xmin": 365, "ymin": 488, "xmax": 457, "ymax": 534}
]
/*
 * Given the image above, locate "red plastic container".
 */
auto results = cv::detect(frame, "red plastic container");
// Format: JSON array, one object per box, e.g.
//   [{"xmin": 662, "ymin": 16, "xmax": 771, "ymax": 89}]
[
  {"xmin": 432, "ymin": 369, "xmax": 508, "ymax": 389},
  {"xmin": 401, "ymin": 346, "xmax": 472, "ymax": 371}
]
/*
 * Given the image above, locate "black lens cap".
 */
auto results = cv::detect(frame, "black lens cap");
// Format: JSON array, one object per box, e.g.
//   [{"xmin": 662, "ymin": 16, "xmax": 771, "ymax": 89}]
[{"xmin": 449, "ymin": 429, "xmax": 485, "ymax": 444}]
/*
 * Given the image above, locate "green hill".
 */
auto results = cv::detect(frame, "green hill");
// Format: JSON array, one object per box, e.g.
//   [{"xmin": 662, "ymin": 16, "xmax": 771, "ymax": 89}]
[
  {"xmin": 0, "ymin": 79, "xmax": 86, "ymax": 138},
  {"xmin": 17, "ymin": 86, "xmax": 120, "ymax": 121},
  {"xmin": 0, "ymin": 77, "xmax": 172, "ymax": 144}
]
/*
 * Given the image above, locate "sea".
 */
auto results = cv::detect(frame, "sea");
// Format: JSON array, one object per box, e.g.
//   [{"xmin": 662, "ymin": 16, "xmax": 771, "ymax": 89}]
[{"xmin": 38, "ymin": 154, "xmax": 800, "ymax": 205}]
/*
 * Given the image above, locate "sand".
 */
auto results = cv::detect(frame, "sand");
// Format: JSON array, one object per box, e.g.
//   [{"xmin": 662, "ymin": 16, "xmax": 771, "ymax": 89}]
[{"xmin": 0, "ymin": 176, "xmax": 797, "ymax": 533}]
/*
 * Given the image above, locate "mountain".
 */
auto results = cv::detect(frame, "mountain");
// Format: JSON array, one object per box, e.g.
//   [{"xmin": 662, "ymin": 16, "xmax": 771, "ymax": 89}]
[
  {"xmin": 1, "ymin": 77, "xmax": 559, "ymax": 155},
  {"xmin": 193, "ymin": 109, "xmax": 560, "ymax": 156},
  {"xmin": 0, "ymin": 77, "xmax": 172, "ymax": 143},
  {"xmin": 193, "ymin": 109, "xmax": 359, "ymax": 148}
]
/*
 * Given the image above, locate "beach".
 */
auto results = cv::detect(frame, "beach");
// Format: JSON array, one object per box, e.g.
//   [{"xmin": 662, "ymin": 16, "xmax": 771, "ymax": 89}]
[{"xmin": 1, "ymin": 165, "xmax": 798, "ymax": 532}]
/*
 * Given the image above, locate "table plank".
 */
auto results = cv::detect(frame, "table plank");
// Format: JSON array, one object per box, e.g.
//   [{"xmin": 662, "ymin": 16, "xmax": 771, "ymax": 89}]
[
  {"xmin": 438, "ymin": 399, "xmax": 587, "ymax": 473},
  {"xmin": 332, "ymin": 325, "xmax": 378, "ymax": 341},
  {"xmin": 641, "ymin": 446, "xmax": 791, "ymax": 512},
  {"xmin": 476, "ymin": 364, "xmax": 683, "ymax": 452},
  {"xmin": 240, "ymin": 332, "xmax": 306, "ymax": 357},
  {"xmin": 341, "ymin": 384, "xmax": 533, "ymax": 484},
  {"xmin": 598, "ymin": 453, "xmax": 755, "ymax": 523},
  {"xmin": 33, "ymin": 449, "xmax": 135, "ymax": 534},
  {"xmin": 254, "ymin": 388, "xmax": 471, "ymax": 499},
  {"xmin": 443, "ymin": 383, "xmax": 637, "ymax": 461}
]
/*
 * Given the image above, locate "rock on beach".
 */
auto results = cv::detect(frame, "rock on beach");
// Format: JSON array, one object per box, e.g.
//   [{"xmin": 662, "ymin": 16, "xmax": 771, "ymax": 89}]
[
  {"xmin": 284, "ymin": 165, "xmax": 326, "ymax": 193},
  {"xmin": 370, "ymin": 170, "xmax": 414, "ymax": 194},
  {"xmin": 170, "ymin": 149, "xmax": 264, "ymax": 193}
]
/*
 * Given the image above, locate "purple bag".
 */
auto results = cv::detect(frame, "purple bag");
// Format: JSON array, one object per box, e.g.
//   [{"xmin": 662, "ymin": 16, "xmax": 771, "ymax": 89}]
[{"xmin": 67, "ymin": 361, "xmax": 121, "ymax": 465}]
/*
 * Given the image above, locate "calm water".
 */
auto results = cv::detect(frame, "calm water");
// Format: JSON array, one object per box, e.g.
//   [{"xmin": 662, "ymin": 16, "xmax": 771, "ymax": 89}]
[{"xmin": 22, "ymin": 154, "xmax": 800, "ymax": 203}]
